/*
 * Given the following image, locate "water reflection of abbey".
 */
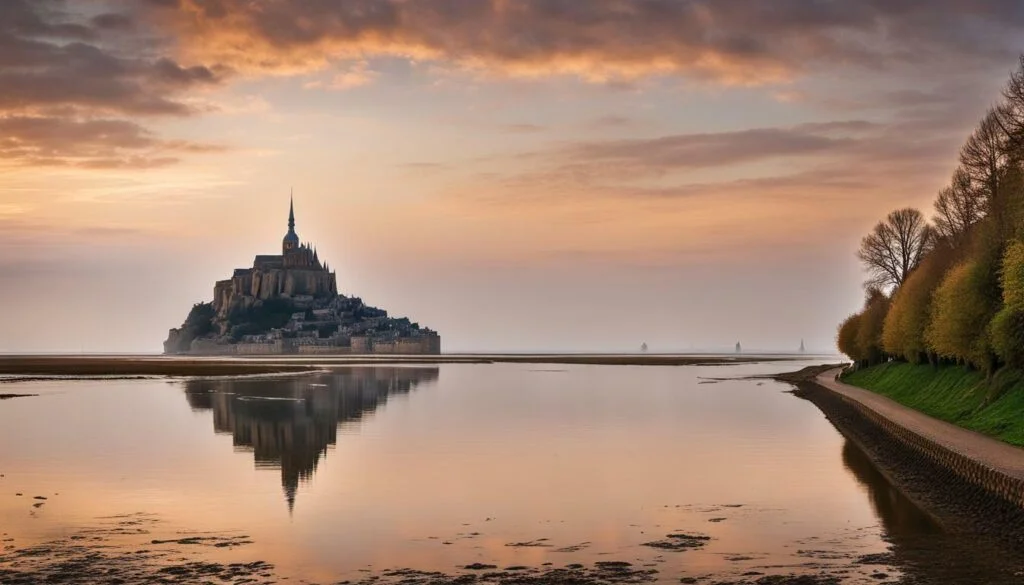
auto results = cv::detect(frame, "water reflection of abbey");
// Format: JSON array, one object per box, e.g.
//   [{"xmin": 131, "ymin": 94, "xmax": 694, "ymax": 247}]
[{"xmin": 184, "ymin": 367, "xmax": 439, "ymax": 512}]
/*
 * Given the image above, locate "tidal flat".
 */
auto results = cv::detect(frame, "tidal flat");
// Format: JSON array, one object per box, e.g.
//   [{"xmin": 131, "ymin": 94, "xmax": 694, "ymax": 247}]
[
  {"xmin": 0, "ymin": 353, "xmax": 804, "ymax": 378},
  {"xmin": 2, "ymin": 358, "xmax": 1023, "ymax": 584}
]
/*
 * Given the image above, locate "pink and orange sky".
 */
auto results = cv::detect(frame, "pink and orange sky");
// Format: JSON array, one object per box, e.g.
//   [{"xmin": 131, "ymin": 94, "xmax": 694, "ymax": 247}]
[{"xmin": 2, "ymin": 0, "xmax": 1023, "ymax": 353}]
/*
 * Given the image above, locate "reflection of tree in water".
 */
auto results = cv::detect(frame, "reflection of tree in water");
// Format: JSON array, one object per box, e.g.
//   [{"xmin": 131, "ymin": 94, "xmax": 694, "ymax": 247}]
[
  {"xmin": 185, "ymin": 367, "xmax": 439, "ymax": 512},
  {"xmin": 841, "ymin": 438, "xmax": 1024, "ymax": 584}
]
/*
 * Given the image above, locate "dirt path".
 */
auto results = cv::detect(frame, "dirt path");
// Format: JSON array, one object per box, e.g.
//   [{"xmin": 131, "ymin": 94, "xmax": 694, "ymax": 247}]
[{"xmin": 816, "ymin": 368, "xmax": 1024, "ymax": 480}]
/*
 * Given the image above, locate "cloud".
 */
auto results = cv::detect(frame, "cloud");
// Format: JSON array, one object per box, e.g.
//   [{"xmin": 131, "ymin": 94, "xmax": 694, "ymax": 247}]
[
  {"xmin": 0, "ymin": 215, "xmax": 152, "ymax": 252},
  {"xmin": 587, "ymin": 115, "xmax": 637, "ymax": 129},
  {"xmin": 400, "ymin": 162, "xmax": 448, "ymax": 170},
  {"xmin": 151, "ymin": 0, "xmax": 1024, "ymax": 85},
  {"xmin": 397, "ymin": 162, "xmax": 450, "ymax": 177},
  {"xmin": 556, "ymin": 121, "xmax": 876, "ymax": 174},
  {"xmin": 91, "ymin": 12, "xmax": 134, "ymax": 31},
  {"xmin": 501, "ymin": 123, "xmax": 546, "ymax": 134},
  {"xmin": 443, "ymin": 112, "xmax": 965, "ymax": 216},
  {"xmin": 483, "ymin": 120, "xmax": 882, "ymax": 190},
  {"xmin": 0, "ymin": 0, "xmax": 229, "ymax": 169},
  {"xmin": 5, "ymin": 0, "xmax": 1021, "ymax": 173},
  {"xmin": 0, "ymin": 7, "xmax": 227, "ymax": 116},
  {"xmin": 304, "ymin": 60, "xmax": 378, "ymax": 90},
  {"xmin": 0, "ymin": 115, "xmax": 225, "ymax": 168}
]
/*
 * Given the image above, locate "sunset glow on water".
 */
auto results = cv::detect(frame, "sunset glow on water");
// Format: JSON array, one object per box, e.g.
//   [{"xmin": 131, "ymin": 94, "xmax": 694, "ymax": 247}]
[{"xmin": 0, "ymin": 360, "xmax": 958, "ymax": 583}]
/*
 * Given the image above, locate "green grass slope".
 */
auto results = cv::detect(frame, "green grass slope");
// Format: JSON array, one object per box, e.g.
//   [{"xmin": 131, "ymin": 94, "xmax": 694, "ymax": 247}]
[{"xmin": 843, "ymin": 362, "xmax": 1024, "ymax": 447}]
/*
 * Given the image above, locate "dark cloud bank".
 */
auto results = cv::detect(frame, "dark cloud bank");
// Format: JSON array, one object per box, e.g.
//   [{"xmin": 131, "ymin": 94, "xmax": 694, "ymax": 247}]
[{"xmin": 3, "ymin": 0, "xmax": 1023, "ymax": 169}]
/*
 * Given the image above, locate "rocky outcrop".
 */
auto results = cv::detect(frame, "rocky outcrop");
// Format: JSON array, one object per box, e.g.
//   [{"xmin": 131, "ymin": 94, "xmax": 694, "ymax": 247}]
[
  {"xmin": 164, "ymin": 290, "xmax": 440, "ymax": 356},
  {"xmin": 163, "ymin": 328, "xmax": 183, "ymax": 354},
  {"xmin": 163, "ymin": 302, "xmax": 217, "ymax": 354},
  {"xmin": 165, "ymin": 199, "xmax": 439, "ymax": 355}
]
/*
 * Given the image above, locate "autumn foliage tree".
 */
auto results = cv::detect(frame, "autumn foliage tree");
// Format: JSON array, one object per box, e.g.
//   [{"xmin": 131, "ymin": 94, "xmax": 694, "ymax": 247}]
[
  {"xmin": 837, "ymin": 313, "xmax": 862, "ymax": 363},
  {"xmin": 991, "ymin": 241, "xmax": 1024, "ymax": 367},
  {"xmin": 856, "ymin": 289, "xmax": 890, "ymax": 366},
  {"xmin": 882, "ymin": 242, "xmax": 954, "ymax": 364},
  {"xmin": 837, "ymin": 289, "xmax": 890, "ymax": 367},
  {"xmin": 924, "ymin": 252, "xmax": 1000, "ymax": 373},
  {"xmin": 841, "ymin": 55, "xmax": 1024, "ymax": 381}
]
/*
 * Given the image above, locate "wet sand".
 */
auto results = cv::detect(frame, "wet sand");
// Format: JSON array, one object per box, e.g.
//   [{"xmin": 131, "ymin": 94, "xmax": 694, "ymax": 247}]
[
  {"xmin": 0, "ymin": 513, "xmax": 866, "ymax": 585},
  {"xmin": 9, "ymin": 359, "xmax": 988, "ymax": 585},
  {"xmin": 457, "ymin": 354, "xmax": 804, "ymax": 366},
  {"xmin": 0, "ymin": 356, "xmax": 319, "ymax": 377},
  {"xmin": 0, "ymin": 354, "xmax": 810, "ymax": 379}
]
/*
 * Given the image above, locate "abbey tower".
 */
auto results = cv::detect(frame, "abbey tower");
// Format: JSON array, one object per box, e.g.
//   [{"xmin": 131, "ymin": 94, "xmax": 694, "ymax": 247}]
[{"xmin": 212, "ymin": 195, "xmax": 338, "ymax": 316}]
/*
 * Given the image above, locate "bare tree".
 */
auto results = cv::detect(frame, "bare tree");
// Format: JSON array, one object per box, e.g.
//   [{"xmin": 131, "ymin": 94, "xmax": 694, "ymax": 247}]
[
  {"xmin": 932, "ymin": 166, "xmax": 986, "ymax": 244},
  {"xmin": 960, "ymin": 108, "xmax": 1011, "ymax": 226},
  {"xmin": 1001, "ymin": 55, "xmax": 1024, "ymax": 153},
  {"xmin": 857, "ymin": 208, "xmax": 934, "ymax": 291}
]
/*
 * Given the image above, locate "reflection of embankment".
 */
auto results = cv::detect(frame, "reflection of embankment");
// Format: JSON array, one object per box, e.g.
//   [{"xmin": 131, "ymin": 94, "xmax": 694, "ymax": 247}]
[
  {"xmin": 840, "ymin": 438, "xmax": 940, "ymax": 537},
  {"xmin": 841, "ymin": 436, "xmax": 1024, "ymax": 584},
  {"xmin": 185, "ymin": 367, "xmax": 439, "ymax": 511},
  {"xmin": 775, "ymin": 372, "xmax": 1024, "ymax": 585}
]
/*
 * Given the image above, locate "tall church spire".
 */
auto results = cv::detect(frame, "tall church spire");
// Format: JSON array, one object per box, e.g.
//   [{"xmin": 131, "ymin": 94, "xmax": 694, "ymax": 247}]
[
  {"xmin": 282, "ymin": 189, "xmax": 300, "ymax": 253},
  {"xmin": 288, "ymin": 188, "xmax": 295, "ymax": 231}
]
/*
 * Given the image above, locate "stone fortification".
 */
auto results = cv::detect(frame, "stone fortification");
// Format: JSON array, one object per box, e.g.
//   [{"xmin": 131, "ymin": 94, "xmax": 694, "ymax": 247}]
[
  {"xmin": 793, "ymin": 368, "xmax": 1024, "ymax": 543},
  {"xmin": 164, "ymin": 196, "xmax": 440, "ymax": 355}
]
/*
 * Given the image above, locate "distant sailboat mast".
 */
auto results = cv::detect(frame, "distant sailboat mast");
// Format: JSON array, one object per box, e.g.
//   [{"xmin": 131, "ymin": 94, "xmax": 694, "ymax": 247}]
[{"xmin": 799, "ymin": 339, "xmax": 805, "ymax": 353}]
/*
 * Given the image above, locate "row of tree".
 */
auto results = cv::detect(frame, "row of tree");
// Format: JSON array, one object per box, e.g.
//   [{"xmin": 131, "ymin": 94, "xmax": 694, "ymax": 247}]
[{"xmin": 838, "ymin": 57, "xmax": 1024, "ymax": 376}]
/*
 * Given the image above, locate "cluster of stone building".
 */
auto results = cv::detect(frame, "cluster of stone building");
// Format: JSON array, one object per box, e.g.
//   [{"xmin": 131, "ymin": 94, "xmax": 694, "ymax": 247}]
[
  {"xmin": 221, "ymin": 294, "xmax": 440, "ymax": 355},
  {"xmin": 165, "ymin": 195, "xmax": 440, "ymax": 355}
]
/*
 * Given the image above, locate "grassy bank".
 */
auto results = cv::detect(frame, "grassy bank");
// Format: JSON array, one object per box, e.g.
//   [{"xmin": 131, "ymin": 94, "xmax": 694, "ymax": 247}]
[{"xmin": 843, "ymin": 362, "xmax": 1024, "ymax": 447}]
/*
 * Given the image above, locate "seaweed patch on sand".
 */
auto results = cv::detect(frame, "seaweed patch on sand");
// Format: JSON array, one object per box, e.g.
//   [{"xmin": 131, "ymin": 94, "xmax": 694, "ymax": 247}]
[
  {"xmin": 0, "ymin": 514, "xmax": 273, "ymax": 585},
  {"xmin": 640, "ymin": 532, "xmax": 711, "ymax": 552}
]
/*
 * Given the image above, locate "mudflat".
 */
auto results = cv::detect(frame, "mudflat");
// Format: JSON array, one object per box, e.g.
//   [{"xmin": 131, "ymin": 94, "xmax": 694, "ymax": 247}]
[
  {"xmin": 477, "ymin": 354, "xmax": 803, "ymax": 366},
  {"xmin": 0, "ymin": 354, "xmax": 810, "ymax": 378},
  {"xmin": 0, "ymin": 356, "xmax": 317, "ymax": 377},
  {"xmin": 5, "ymin": 360, "xmax": 1024, "ymax": 584}
]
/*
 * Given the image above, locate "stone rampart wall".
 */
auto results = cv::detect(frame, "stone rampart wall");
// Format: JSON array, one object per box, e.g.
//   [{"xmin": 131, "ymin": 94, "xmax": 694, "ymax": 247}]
[
  {"xmin": 185, "ymin": 335, "xmax": 439, "ymax": 356},
  {"xmin": 351, "ymin": 337, "xmax": 371, "ymax": 353},
  {"xmin": 297, "ymin": 345, "xmax": 352, "ymax": 354},
  {"xmin": 798, "ymin": 377, "xmax": 1024, "ymax": 542},
  {"xmin": 236, "ymin": 342, "xmax": 282, "ymax": 355},
  {"xmin": 357, "ymin": 336, "xmax": 441, "ymax": 355},
  {"xmin": 842, "ymin": 390, "xmax": 1024, "ymax": 507},
  {"xmin": 188, "ymin": 339, "xmax": 237, "ymax": 355}
]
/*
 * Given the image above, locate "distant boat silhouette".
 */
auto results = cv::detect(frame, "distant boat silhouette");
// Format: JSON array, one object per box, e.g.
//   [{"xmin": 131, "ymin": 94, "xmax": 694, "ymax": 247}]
[
  {"xmin": 735, "ymin": 342, "xmax": 742, "ymax": 353},
  {"xmin": 641, "ymin": 342, "xmax": 648, "ymax": 352},
  {"xmin": 800, "ymin": 339, "xmax": 805, "ymax": 353}
]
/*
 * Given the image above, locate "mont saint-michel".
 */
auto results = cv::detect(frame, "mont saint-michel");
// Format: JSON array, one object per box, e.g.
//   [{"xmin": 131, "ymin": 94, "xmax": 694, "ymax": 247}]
[{"xmin": 163, "ymin": 197, "xmax": 440, "ymax": 355}]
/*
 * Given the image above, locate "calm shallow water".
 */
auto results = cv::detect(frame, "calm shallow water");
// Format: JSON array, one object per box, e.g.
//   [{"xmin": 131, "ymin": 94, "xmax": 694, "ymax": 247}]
[{"xmin": 0, "ymin": 360, "xmax": 1019, "ymax": 583}]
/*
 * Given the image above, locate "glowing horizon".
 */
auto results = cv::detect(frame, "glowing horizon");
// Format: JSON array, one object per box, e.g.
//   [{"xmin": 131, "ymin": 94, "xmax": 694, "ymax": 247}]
[{"xmin": 2, "ymin": 1, "xmax": 1022, "ymax": 353}]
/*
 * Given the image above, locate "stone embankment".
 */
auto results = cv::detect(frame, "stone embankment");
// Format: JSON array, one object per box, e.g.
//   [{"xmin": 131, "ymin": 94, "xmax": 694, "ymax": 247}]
[{"xmin": 789, "ymin": 367, "xmax": 1024, "ymax": 542}]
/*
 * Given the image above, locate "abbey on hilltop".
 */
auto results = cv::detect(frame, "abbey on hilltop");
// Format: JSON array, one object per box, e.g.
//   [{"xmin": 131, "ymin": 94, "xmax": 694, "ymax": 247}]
[
  {"xmin": 164, "ymin": 194, "xmax": 441, "ymax": 355},
  {"xmin": 214, "ymin": 196, "xmax": 338, "ymax": 307}
]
